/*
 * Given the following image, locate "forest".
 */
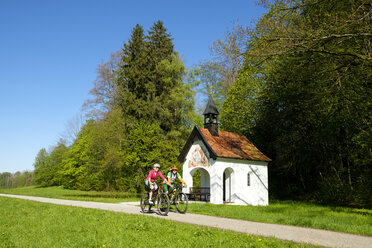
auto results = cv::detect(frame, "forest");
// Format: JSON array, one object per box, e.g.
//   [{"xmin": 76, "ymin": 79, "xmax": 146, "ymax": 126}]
[{"xmin": 4, "ymin": 0, "xmax": 370, "ymax": 207}]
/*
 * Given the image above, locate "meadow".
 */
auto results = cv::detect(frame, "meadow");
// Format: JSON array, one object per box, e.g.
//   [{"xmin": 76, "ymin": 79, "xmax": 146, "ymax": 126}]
[
  {"xmin": 187, "ymin": 201, "xmax": 372, "ymax": 236},
  {"xmin": 0, "ymin": 196, "xmax": 316, "ymax": 248},
  {"xmin": 1, "ymin": 186, "xmax": 371, "ymax": 236},
  {"xmin": 0, "ymin": 186, "xmax": 138, "ymax": 203}
]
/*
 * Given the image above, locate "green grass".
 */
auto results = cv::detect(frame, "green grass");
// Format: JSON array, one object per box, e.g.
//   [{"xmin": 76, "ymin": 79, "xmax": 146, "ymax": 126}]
[
  {"xmin": 1, "ymin": 186, "xmax": 371, "ymax": 236},
  {"xmin": 187, "ymin": 201, "xmax": 372, "ymax": 236},
  {"xmin": 0, "ymin": 186, "xmax": 140, "ymax": 203},
  {"xmin": 0, "ymin": 197, "xmax": 316, "ymax": 248}
]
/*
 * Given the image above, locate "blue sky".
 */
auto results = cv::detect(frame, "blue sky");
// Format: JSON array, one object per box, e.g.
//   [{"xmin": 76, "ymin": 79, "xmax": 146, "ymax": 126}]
[{"xmin": 0, "ymin": 0, "xmax": 266, "ymax": 173}]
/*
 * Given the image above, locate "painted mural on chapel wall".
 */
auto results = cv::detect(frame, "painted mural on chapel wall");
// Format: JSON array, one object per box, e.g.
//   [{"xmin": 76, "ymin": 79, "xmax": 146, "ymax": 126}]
[{"xmin": 189, "ymin": 144, "xmax": 210, "ymax": 168}]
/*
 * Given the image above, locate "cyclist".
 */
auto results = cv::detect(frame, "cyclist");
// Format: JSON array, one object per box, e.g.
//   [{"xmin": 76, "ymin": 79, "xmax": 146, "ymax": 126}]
[
  {"xmin": 145, "ymin": 163, "xmax": 170, "ymax": 204},
  {"xmin": 164, "ymin": 166, "xmax": 187, "ymax": 200}
]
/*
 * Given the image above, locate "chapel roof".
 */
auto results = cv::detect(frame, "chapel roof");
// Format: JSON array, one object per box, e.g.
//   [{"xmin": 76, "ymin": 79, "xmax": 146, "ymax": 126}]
[{"xmin": 178, "ymin": 126, "xmax": 271, "ymax": 163}]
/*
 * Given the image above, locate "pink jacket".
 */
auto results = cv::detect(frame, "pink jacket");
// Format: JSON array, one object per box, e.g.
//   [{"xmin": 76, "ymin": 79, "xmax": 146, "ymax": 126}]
[{"xmin": 146, "ymin": 170, "xmax": 166, "ymax": 182}]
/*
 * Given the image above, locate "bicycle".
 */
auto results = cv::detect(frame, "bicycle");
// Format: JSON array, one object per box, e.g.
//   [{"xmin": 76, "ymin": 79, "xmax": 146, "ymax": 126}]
[
  {"xmin": 140, "ymin": 183, "xmax": 170, "ymax": 216},
  {"xmin": 169, "ymin": 185, "xmax": 189, "ymax": 214}
]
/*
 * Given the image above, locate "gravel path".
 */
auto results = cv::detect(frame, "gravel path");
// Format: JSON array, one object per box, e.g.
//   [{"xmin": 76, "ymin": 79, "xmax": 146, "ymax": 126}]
[{"xmin": 1, "ymin": 193, "xmax": 371, "ymax": 248}]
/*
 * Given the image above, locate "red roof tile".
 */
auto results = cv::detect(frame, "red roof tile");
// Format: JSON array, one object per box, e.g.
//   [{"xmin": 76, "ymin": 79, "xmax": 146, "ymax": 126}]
[{"xmin": 199, "ymin": 128, "xmax": 271, "ymax": 162}]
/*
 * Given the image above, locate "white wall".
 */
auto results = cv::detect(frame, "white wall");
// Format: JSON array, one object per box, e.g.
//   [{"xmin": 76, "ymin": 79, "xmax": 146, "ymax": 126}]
[
  {"xmin": 182, "ymin": 142, "xmax": 269, "ymax": 206},
  {"xmin": 215, "ymin": 158, "xmax": 269, "ymax": 206}
]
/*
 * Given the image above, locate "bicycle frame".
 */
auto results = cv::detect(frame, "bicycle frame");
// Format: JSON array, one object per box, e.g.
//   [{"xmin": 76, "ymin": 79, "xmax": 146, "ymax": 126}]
[{"xmin": 141, "ymin": 182, "xmax": 170, "ymax": 216}]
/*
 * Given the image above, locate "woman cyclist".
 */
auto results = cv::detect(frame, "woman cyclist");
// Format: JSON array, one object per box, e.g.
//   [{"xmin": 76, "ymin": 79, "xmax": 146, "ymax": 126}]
[{"xmin": 145, "ymin": 163, "xmax": 170, "ymax": 204}]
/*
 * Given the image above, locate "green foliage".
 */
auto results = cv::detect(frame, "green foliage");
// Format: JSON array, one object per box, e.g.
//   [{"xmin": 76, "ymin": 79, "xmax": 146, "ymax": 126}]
[
  {"xmin": 33, "ymin": 148, "xmax": 48, "ymax": 185},
  {"xmin": 35, "ymin": 21, "xmax": 197, "ymax": 193},
  {"xmin": 115, "ymin": 21, "xmax": 195, "ymax": 135},
  {"xmin": 220, "ymin": 64, "xmax": 265, "ymax": 137},
  {"xmin": 221, "ymin": 0, "xmax": 372, "ymax": 207},
  {"xmin": 33, "ymin": 142, "xmax": 69, "ymax": 187},
  {"xmin": 192, "ymin": 170, "xmax": 201, "ymax": 188},
  {"xmin": 60, "ymin": 122, "xmax": 95, "ymax": 190}
]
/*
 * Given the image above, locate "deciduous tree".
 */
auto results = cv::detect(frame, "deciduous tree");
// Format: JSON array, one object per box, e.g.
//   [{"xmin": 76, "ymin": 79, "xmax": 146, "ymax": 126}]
[{"xmin": 222, "ymin": 0, "xmax": 372, "ymax": 206}]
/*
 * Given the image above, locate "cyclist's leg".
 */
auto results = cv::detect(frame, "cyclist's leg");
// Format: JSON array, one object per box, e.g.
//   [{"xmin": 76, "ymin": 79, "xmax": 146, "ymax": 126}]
[
  {"xmin": 170, "ymin": 185, "xmax": 176, "ymax": 201},
  {"xmin": 164, "ymin": 184, "xmax": 169, "ymax": 195},
  {"xmin": 152, "ymin": 183, "xmax": 159, "ymax": 204},
  {"xmin": 152, "ymin": 182, "xmax": 158, "ymax": 199},
  {"xmin": 145, "ymin": 180, "xmax": 154, "ymax": 202},
  {"xmin": 153, "ymin": 182, "xmax": 158, "ymax": 192}
]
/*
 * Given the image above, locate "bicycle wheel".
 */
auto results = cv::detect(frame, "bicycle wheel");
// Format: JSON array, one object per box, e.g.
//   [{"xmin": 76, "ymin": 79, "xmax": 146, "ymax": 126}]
[
  {"xmin": 175, "ymin": 192, "xmax": 189, "ymax": 214},
  {"xmin": 157, "ymin": 192, "xmax": 170, "ymax": 216},
  {"xmin": 140, "ymin": 192, "xmax": 152, "ymax": 213}
]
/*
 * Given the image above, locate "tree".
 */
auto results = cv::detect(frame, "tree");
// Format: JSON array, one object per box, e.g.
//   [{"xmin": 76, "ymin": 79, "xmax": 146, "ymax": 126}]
[
  {"xmin": 47, "ymin": 140, "xmax": 69, "ymax": 186},
  {"xmin": 33, "ymin": 141, "xmax": 69, "ymax": 187},
  {"xmin": 0, "ymin": 171, "xmax": 34, "ymax": 188},
  {"xmin": 222, "ymin": 0, "xmax": 372, "ymax": 206},
  {"xmin": 83, "ymin": 50, "xmax": 122, "ymax": 119},
  {"xmin": 33, "ymin": 148, "xmax": 49, "ymax": 186},
  {"xmin": 58, "ymin": 21, "xmax": 198, "ymax": 192},
  {"xmin": 220, "ymin": 63, "xmax": 265, "ymax": 137},
  {"xmin": 0, "ymin": 172, "xmax": 12, "ymax": 188},
  {"xmin": 115, "ymin": 21, "xmax": 197, "ymax": 135},
  {"xmin": 116, "ymin": 24, "xmax": 146, "ymax": 101},
  {"xmin": 250, "ymin": 0, "xmax": 372, "ymax": 62},
  {"xmin": 61, "ymin": 112, "xmax": 85, "ymax": 145},
  {"xmin": 111, "ymin": 21, "xmax": 197, "ymax": 191},
  {"xmin": 192, "ymin": 21, "xmax": 248, "ymax": 110},
  {"xmin": 60, "ymin": 119, "xmax": 104, "ymax": 190},
  {"xmin": 189, "ymin": 62, "xmax": 225, "ymax": 110},
  {"xmin": 210, "ymin": 21, "xmax": 247, "ymax": 90}
]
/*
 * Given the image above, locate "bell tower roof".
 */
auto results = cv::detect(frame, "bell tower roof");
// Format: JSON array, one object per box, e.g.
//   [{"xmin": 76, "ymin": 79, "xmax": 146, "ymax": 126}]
[
  {"xmin": 203, "ymin": 97, "xmax": 219, "ymax": 115},
  {"xmin": 203, "ymin": 96, "xmax": 219, "ymax": 136}
]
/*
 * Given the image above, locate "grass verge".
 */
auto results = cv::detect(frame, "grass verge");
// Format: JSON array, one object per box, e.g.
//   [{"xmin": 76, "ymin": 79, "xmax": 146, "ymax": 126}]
[
  {"xmin": 0, "ymin": 186, "xmax": 139, "ymax": 203},
  {"xmin": 0, "ymin": 197, "xmax": 316, "ymax": 248},
  {"xmin": 187, "ymin": 201, "xmax": 372, "ymax": 236}
]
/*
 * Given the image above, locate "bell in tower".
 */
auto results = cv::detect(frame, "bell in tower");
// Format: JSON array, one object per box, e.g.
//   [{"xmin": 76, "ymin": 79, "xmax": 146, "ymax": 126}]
[{"xmin": 203, "ymin": 97, "xmax": 219, "ymax": 136}]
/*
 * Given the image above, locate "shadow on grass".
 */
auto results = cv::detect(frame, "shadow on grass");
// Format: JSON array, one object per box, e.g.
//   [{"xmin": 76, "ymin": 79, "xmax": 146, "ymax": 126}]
[
  {"xmin": 329, "ymin": 206, "xmax": 372, "ymax": 216},
  {"xmin": 63, "ymin": 193, "xmax": 140, "ymax": 199}
]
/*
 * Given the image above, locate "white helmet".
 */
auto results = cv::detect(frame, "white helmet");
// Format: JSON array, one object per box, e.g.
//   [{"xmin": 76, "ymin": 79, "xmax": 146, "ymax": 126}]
[{"xmin": 153, "ymin": 163, "xmax": 160, "ymax": 168}]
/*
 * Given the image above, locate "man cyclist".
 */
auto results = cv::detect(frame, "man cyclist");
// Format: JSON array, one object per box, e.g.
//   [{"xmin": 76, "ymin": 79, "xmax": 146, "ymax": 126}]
[
  {"xmin": 146, "ymin": 163, "xmax": 170, "ymax": 205},
  {"xmin": 164, "ymin": 166, "xmax": 187, "ymax": 200}
]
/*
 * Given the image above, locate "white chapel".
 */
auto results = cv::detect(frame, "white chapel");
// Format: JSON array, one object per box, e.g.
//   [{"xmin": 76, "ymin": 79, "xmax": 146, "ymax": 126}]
[{"xmin": 178, "ymin": 97, "xmax": 271, "ymax": 205}]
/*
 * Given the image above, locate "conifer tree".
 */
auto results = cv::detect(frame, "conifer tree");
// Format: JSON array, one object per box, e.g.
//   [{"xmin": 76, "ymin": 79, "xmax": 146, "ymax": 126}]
[
  {"xmin": 115, "ymin": 21, "xmax": 194, "ymax": 134},
  {"xmin": 118, "ymin": 24, "xmax": 146, "ymax": 98},
  {"xmin": 41, "ymin": 21, "xmax": 197, "ymax": 192}
]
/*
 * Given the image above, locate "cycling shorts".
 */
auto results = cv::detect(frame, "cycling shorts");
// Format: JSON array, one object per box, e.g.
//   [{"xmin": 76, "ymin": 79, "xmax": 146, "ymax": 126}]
[
  {"xmin": 163, "ymin": 184, "xmax": 175, "ymax": 193},
  {"xmin": 145, "ymin": 180, "xmax": 158, "ymax": 191}
]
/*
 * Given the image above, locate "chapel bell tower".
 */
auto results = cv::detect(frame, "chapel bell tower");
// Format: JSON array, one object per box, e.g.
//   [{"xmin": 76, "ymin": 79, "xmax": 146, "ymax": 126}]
[{"xmin": 203, "ymin": 97, "xmax": 219, "ymax": 136}]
